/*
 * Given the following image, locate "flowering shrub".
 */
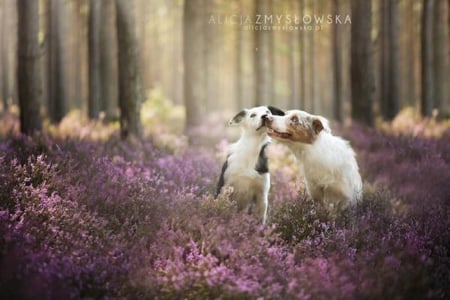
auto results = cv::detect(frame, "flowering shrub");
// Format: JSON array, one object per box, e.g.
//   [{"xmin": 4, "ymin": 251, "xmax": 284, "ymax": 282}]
[
  {"xmin": 0, "ymin": 114, "xmax": 449, "ymax": 299},
  {"xmin": 0, "ymin": 154, "xmax": 129, "ymax": 298}
]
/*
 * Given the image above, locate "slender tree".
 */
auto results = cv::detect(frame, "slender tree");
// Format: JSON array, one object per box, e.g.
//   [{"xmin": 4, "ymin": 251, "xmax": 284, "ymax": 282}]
[
  {"xmin": 332, "ymin": 0, "xmax": 343, "ymax": 122},
  {"xmin": 116, "ymin": 0, "xmax": 142, "ymax": 138},
  {"xmin": 299, "ymin": 0, "xmax": 306, "ymax": 108},
  {"xmin": 405, "ymin": 0, "xmax": 416, "ymax": 106},
  {"xmin": 76, "ymin": 0, "xmax": 89, "ymax": 114},
  {"xmin": 48, "ymin": 0, "xmax": 67, "ymax": 123},
  {"xmin": 421, "ymin": 0, "xmax": 435, "ymax": 116},
  {"xmin": 350, "ymin": 0, "xmax": 374, "ymax": 126},
  {"xmin": 89, "ymin": 0, "xmax": 118, "ymax": 120},
  {"xmin": 1, "ymin": 0, "xmax": 12, "ymax": 110},
  {"xmin": 380, "ymin": 0, "xmax": 388, "ymax": 115},
  {"xmin": 17, "ymin": 0, "xmax": 42, "ymax": 134},
  {"xmin": 309, "ymin": 0, "xmax": 316, "ymax": 113},
  {"xmin": 183, "ymin": 0, "xmax": 205, "ymax": 132},
  {"xmin": 0, "ymin": 0, "xmax": 3, "ymax": 109},
  {"xmin": 254, "ymin": 0, "xmax": 273, "ymax": 106},
  {"xmin": 380, "ymin": 0, "xmax": 400, "ymax": 120},
  {"xmin": 88, "ymin": 0, "xmax": 101, "ymax": 119},
  {"xmin": 204, "ymin": 0, "xmax": 218, "ymax": 112},
  {"xmin": 289, "ymin": 0, "xmax": 299, "ymax": 108},
  {"xmin": 235, "ymin": 0, "xmax": 243, "ymax": 109},
  {"xmin": 100, "ymin": 0, "xmax": 118, "ymax": 120},
  {"xmin": 72, "ymin": 1, "xmax": 82, "ymax": 110},
  {"xmin": 433, "ymin": 0, "xmax": 449, "ymax": 116}
]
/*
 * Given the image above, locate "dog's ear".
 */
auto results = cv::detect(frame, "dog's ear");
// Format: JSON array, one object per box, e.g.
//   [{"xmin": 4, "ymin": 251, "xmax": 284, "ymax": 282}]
[
  {"xmin": 229, "ymin": 110, "xmax": 246, "ymax": 126},
  {"xmin": 312, "ymin": 118, "xmax": 324, "ymax": 134},
  {"xmin": 268, "ymin": 106, "xmax": 285, "ymax": 116}
]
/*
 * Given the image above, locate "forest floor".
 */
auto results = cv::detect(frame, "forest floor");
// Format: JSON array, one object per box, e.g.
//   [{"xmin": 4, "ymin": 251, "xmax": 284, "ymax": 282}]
[{"xmin": 0, "ymin": 106, "xmax": 449, "ymax": 299}]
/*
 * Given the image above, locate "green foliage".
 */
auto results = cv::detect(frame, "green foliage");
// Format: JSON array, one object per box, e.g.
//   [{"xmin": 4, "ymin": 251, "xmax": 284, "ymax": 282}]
[
  {"xmin": 141, "ymin": 88, "xmax": 185, "ymax": 135},
  {"xmin": 141, "ymin": 88, "xmax": 187, "ymax": 150}
]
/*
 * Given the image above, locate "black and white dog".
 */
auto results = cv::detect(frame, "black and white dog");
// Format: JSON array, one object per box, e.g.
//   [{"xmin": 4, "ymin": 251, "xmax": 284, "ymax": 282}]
[{"xmin": 216, "ymin": 106, "xmax": 285, "ymax": 224}]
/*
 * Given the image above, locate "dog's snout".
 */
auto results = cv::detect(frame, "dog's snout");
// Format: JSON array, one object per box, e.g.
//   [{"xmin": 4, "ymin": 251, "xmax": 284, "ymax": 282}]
[
  {"xmin": 263, "ymin": 115, "xmax": 273, "ymax": 125},
  {"xmin": 263, "ymin": 115, "xmax": 272, "ymax": 121}
]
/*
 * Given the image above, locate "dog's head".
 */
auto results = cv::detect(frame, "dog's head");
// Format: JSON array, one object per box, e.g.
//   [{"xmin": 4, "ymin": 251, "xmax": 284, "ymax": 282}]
[
  {"xmin": 264, "ymin": 110, "xmax": 331, "ymax": 144},
  {"xmin": 229, "ymin": 106, "xmax": 285, "ymax": 134}
]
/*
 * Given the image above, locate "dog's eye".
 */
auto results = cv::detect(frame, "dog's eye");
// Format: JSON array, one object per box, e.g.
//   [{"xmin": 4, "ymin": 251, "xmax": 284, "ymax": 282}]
[
  {"xmin": 250, "ymin": 113, "xmax": 256, "ymax": 118},
  {"xmin": 291, "ymin": 116, "xmax": 299, "ymax": 124}
]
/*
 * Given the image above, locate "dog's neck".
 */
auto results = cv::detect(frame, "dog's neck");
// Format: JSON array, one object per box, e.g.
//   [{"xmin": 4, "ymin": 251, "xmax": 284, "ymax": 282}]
[
  {"xmin": 285, "ymin": 131, "xmax": 329, "ymax": 158},
  {"xmin": 230, "ymin": 132, "xmax": 269, "ymax": 162},
  {"xmin": 285, "ymin": 141, "xmax": 308, "ymax": 158},
  {"xmin": 238, "ymin": 131, "xmax": 269, "ymax": 147}
]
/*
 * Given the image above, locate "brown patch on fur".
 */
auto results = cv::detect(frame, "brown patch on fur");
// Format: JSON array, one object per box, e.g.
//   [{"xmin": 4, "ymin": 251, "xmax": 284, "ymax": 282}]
[
  {"xmin": 312, "ymin": 119, "xmax": 324, "ymax": 135},
  {"xmin": 287, "ymin": 125, "xmax": 314, "ymax": 144}
]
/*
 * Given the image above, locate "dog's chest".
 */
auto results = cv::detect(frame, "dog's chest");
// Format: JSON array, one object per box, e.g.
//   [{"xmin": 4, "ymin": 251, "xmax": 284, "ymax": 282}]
[{"xmin": 226, "ymin": 142, "xmax": 269, "ymax": 179}]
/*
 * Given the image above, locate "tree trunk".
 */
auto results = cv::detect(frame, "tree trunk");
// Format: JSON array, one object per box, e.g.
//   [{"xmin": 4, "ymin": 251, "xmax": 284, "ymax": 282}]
[
  {"xmin": 63, "ymin": 0, "xmax": 76, "ymax": 111},
  {"xmin": 406, "ymin": 0, "xmax": 416, "ymax": 106},
  {"xmin": 387, "ymin": 0, "xmax": 400, "ymax": 119},
  {"xmin": 309, "ymin": 0, "xmax": 316, "ymax": 113},
  {"xmin": 17, "ymin": 0, "xmax": 42, "ymax": 134},
  {"xmin": 433, "ymin": 0, "xmax": 449, "ymax": 116},
  {"xmin": 100, "ymin": 0, "xmax": 118, "ymax": 120},
  {"xmin": 380, "ymin": 0, "xmax": 400, "ymax": 120},
  {"xmin": 1, "ymin": 0, "xmax": 11, "ymax": 110},
  {"xmin": 235, "ymin": 0, "xmax": 243, "ymax": 109},
  {"xmin": 299, "ymin": 0, "xmax": 306, "ymax": 109},
  {"xmin": 0, "ymin": 0, "xmax": 3, "ymax": 110},
  {"xmin": 48, "ymin": 0, "xmax": 67, "ymax": 123},
  {"xmin": 380, "ymin": 0, "xmax": 388, "ymax": 116},
  {"xmin": 204, "ymin": 0, "xmax": 215, "ymax": 112},
  {"xmin": 332, "ymin": 0, "xmax": 343, "ymax": 122},
  {"xmin": 116, "ymin": 0, "xmax": 142, "ymax": 138},
  {"xmin": 350, "ymin": 0, "xmax": 374, "ymax": 126},
  {"xmin": 89, "ymin": 0, "xmax": 118, "ymax": 120},
  {"xmin": 88, "ymin": 0, "xmax": 101, "ymax": 119},
  {"xmin": 77, "ymin": 0, "xmax": 89, "ymax": 114},
  {"xmin": 289, "ymin": 0, "xmax": 299, "ymax": 108},
  {"xmin": 137, "ymin": 0, "xmax": 152, "ymax": 98},
  {"xmin": 421, "ymin": 0, "xmax": 435, "ymax": 117},
  {"xmin": 183, "ymin": 0, "xmax": 205, "ymax": 132},
  {"xmin": 72, "ymin": 1, "xmax": 81, "ymax": 110},
  {"xmin": 254, "ymin": 0, "xmax": 273, "ymax": 106}
]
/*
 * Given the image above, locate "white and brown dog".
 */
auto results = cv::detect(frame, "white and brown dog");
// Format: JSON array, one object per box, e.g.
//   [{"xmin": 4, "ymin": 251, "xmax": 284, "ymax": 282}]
[
  {"xmin": 264, "ymin": 110, "xmax": 362, "ymax": 215},
  {"xmin": 216, "ymin": 106, "xmax": 285, "ymax": 224}
]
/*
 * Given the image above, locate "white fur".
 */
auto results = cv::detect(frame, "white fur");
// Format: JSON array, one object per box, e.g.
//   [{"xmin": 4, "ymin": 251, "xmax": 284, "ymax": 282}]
[
  {"xmin": 267, "ymin": 110, "xmax": 362, "ymax": 214},
  {"xmin": 225, "ymin": 135, "xmax": 270, "ymax": 223},
  {"xmin": 217, "ymin": 106, "xmax": 273, "ymax": 224}
]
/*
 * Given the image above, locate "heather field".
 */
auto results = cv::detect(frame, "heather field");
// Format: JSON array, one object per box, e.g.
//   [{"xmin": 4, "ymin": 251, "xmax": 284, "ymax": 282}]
[{"xmin": 0, "ymin": 111, "xmax": 449, "ymax": 299}]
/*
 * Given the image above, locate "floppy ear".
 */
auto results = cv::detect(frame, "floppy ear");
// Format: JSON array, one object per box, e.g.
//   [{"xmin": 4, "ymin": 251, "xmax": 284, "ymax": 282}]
[
  {"xmin": 318, "ymin": 117, "xmax": 332, "ymax": 133},
  {"xmin": 268, "ymin": 106, "xmax": 285, "ymax": 116},
  {"xmin": 312, "ymin": 118, "xmax": 324, "ymax": 134},
  {"xmin": 229, "ymin": 110, "xmax": 246, "ymax": 126}
]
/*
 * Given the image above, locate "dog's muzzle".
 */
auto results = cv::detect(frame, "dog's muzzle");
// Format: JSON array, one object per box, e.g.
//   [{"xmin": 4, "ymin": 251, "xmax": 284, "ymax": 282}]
[
  {"xmin": 256, "ymin": 115, "xmax": 269, "ymax": 131},
  {"xmin": 263, "ymin": 115, "xmax": 273, "ymax": 126}
]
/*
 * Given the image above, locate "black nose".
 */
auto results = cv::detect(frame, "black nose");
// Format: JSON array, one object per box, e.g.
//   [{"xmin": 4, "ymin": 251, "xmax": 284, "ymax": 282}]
[{"xmin": 263, "ymin": 115, "xmax": 273, "ymax": 125}]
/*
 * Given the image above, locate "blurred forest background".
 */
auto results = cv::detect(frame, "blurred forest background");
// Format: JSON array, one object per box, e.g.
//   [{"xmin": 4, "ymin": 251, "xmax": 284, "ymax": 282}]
[
  {"xmin": 0, "ymin": 0, "xmax": 449, "ymax": 138},
  {"xmin": 1, "ymin": 1, "xmax": 450, "ymax": 298}
]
